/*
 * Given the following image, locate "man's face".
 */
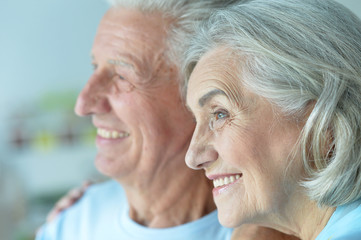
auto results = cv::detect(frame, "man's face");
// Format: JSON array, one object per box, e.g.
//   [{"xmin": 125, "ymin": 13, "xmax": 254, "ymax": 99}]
[{"xmin": 75, "ymin": 8, "xmax": 195, "ymax": 182}]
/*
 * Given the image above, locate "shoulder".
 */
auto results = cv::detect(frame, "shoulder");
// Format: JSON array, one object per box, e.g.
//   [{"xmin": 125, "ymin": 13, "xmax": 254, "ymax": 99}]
[
  {"xmin": 121, "ymin": 210, "xmax": 233, "ymax": 240},
  {"xmin": 35, "ymin": 180, "xmax": 126, "ymax": 240},
  {"xmin": 170, "ymin": 210, "xmax": 233, "ymax": 240},
  {"xmin": 317, "ymin": 200, "xmax": 361, "ymax": 240},
  {"xmin": 67, "ymin": 179, "xmax": 125, "ymax": 210},
  {"xmin": 332, "ymin": 227, "xmax": 361, "ymax": 240},
  {"xmin": 333, "ymin": 202, "xmax": 361, "ymax": 240},
  {"xmin": 64, "ymin": 179, "xmax": 125, "ymax": 215},
  {"xmin": 84, "ymin": 180, "xmax": 125, "ymax": 200}
]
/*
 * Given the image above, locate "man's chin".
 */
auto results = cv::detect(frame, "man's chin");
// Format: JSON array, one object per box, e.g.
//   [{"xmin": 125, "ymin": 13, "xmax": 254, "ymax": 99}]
[{"xmin": 94, "ymin": 154, "xmax": 118, "ymax": 177}]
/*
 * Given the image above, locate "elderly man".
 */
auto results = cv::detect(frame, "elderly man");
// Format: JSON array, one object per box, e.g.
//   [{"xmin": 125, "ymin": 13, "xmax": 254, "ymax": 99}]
[{"xmin": 36, "ymin": 0, "xmax": 297, "ymax": 239}]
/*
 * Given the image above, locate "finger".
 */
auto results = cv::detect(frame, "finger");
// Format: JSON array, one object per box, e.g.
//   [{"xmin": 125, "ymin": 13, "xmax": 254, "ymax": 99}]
[
  {"xmin": 46, "ymin": 208, "xmax": 61, "ymax": 222},
  {"xmin": 46, "ymin": 196, "xmax": 78, "ymax": 222},
  {"xmin": 82, "ymin": 180, "xmax": 93, "ymax": 189},
  {"xmin": 46, "ymin": 193, "xmax": 78, "ymax": 222},
  {"xmin": 45, "ymin": 181, "xmax": 93, "ymax": 223},
  {"xmin": 68, "ymin": 188, "xmax": 82, "ymax": 199}
]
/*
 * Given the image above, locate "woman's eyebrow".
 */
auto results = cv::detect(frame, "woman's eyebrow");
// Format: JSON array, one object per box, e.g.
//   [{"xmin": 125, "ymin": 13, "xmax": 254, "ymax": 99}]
[{"xmin": 198, "ymin": 89, "xmax": 226, "ymax": 107}]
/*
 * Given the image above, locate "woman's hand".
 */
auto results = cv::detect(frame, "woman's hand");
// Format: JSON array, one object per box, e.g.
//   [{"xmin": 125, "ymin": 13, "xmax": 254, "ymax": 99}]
[{"xmin": 46, "ymin": 181, "xmax": 92, "ymax": 222}]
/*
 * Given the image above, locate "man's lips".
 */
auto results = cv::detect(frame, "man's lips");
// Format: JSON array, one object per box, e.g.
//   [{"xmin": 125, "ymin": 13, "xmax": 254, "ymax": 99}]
[{"xmin": 96, "ymin": 127, "xmax": 130, "ymax": 139}]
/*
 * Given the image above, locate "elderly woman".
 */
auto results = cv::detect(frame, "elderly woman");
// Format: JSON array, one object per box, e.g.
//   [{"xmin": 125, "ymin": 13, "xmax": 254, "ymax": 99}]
[{"xmin": 184, "ymin": 0, "xmax": 361, "ymax": 239}]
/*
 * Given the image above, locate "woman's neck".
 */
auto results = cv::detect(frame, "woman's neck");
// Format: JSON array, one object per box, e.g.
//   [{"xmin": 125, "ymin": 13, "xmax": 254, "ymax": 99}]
[
  {"xmin": 296, "ymin": 202, "xmax": 335, "ymax": 240},
  {"xmin": 267, "ymin": 192, "xmax": 336, "ymax": 240}
]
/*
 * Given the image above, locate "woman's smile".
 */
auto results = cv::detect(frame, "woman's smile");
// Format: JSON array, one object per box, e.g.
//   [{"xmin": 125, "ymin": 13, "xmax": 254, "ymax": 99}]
[{"xmin": 207, "ymin": 173, "xmax": 242, "ymax": 196}]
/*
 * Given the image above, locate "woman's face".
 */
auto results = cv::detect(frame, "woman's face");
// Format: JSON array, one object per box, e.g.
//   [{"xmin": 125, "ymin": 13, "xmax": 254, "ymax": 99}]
[{"xmin": 186, "ymin": 47, "xmax": 305, "ymax": 228}]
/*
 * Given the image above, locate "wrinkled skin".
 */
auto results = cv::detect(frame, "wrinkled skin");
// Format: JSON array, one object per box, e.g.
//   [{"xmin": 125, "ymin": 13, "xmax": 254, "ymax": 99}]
[
  {"xmin": 186, "ymin": 47, "xmax": 333, "ymax": 239},
  {"xmin": 48, "ymin": 7, "xmax": 300, "ymax": 240}
]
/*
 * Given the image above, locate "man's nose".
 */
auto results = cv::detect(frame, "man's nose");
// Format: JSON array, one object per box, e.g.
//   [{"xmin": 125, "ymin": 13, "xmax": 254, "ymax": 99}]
[
  {"xmin": 74, "ymin": 71, "xmax": 112, "ymax": 116},
  {"xmin": 185, "ymin": 125, "xmax": 218, "ymax": 170}
]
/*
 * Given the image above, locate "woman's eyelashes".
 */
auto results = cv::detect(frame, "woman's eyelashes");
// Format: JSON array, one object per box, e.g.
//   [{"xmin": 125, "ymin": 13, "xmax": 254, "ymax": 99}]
[{"xmin": 209, "ymin": 108, "xmax": 230, "ymax": 131}]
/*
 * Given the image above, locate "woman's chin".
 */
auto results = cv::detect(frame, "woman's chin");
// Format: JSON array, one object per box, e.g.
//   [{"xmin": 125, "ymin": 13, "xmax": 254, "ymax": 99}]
[{"xmin": 217, "ymin": 210, "xmax": 243, "ymax": 228}]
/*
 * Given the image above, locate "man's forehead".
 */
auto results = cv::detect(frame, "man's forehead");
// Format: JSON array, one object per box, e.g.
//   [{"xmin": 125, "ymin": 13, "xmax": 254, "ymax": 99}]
[
  {"xmin": 101, "ymin": 7, "xmax": 169, "ymax": 40},
  {"xmin": 95, "ymin": 10, "xmax": 168, "ymax": 56}
]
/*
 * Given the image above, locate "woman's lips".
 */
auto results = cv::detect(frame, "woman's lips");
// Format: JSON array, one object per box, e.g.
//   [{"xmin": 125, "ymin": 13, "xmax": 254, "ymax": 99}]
[
  {"xmin": 212, "ymin": 174, "xmax": 242, "ymax": 188},
  {"xmin": 207, "ymin": 174, "xmax": 243, "ymax": 196}
]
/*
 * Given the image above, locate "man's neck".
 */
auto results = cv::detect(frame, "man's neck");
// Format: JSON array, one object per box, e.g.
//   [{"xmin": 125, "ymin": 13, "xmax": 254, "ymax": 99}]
[{"xmin": 121, "ymin": 168, "xmax": 215, "ymax": 228}]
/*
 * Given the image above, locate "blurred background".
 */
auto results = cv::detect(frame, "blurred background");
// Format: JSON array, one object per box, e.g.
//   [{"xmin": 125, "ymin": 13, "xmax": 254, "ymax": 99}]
[
  {"xmin": 1, "ymin": 0, "xmax": 108, "ymax": 239},
  {"xmin": 1, "ymin": 0, "xmax": 361, "ymax": 239}
]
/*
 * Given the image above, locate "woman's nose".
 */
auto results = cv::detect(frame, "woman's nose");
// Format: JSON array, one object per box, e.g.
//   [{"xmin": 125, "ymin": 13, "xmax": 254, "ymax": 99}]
[{"xmin": 185, "ymin": 126, "xmax": 218, "ymax": 170}]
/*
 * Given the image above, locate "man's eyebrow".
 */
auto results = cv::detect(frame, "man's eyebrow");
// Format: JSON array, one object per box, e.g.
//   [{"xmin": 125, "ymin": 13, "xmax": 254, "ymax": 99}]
[
  {"xmin": 107, "ymin": 59, "xmax": 134, "ymax": 69},
  {"xmin": 90, "ymin": 54, "xmax": 135, "ymax": 69},
  {"xmin": 198, "ymin": 89, "xmax": 226, "ymax": 107}
]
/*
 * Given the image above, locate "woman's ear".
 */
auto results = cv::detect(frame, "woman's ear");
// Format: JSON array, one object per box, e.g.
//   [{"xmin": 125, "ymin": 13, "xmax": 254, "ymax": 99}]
[{"xmin": 323, "ymin": 128, "xmax": 335, "ymax": 161}]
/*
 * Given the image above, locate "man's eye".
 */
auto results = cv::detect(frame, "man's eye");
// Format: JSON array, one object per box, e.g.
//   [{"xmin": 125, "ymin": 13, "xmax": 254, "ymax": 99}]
[
  {"xmin": 117, "ymin": 75, "xmax": 125, "ymax": 80},
  {"xmin": 112, "ymin": 72, "xmax": 125, "ymax": 81},
  {"xmin": 114, "ymin": 69, "xmax": 125, "ymax": 80}
]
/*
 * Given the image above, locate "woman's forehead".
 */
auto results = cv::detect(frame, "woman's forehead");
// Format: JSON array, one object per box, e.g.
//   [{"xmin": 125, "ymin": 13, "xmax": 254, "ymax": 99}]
[{"xmin": 187, "ymin": 47, "xmax": 246, "ymax": 105}]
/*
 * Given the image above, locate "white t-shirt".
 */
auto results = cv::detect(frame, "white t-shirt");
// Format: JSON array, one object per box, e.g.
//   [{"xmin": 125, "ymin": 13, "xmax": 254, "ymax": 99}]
[{"xmin": 36, "ymin": 180, "xmax": 233, "ymax": 240}]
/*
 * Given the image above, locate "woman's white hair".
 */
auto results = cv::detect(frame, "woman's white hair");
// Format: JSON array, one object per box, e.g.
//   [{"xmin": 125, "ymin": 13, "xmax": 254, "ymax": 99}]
[
  {"xmin": 106, "ymin": 0, "xmax": 237, "ymax": 94},
  {"xmin": 183, "ymin": 0, "xmax": 361, "ymax": 207}
]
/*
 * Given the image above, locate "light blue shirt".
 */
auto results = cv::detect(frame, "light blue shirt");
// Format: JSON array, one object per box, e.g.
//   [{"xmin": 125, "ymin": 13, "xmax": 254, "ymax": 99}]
[
  {"xmin": 36, "ymin": 180, "xmax": 233, "ymax": 240},
  {"xmin": 316, "ymin": 199, "xmax": 361, "ymax": 240}
]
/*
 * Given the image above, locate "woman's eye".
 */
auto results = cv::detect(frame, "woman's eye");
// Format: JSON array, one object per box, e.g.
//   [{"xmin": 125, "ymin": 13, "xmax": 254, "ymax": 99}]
[
  {"xmin": 215, "ymin": 112, "xmax": 227, "ymax": 120},
  {"xmin": 209, "ymin": 109, "xmax": 229, "ymax": 130}
]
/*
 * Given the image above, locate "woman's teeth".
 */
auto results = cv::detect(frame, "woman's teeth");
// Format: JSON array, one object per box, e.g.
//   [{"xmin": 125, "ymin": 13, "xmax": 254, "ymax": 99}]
[
  {"xmin": 97, "ymin": 128, "xmax": 129, "ymax": 139},
  {"xmin": 213, "ymin": 174, "xmax": 241, "ymax": 188}
]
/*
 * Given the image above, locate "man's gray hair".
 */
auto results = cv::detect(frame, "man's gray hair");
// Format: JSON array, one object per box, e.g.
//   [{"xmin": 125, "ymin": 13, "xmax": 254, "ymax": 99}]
[
  {"xmin": 184, "ymin": 0, "xmax": 361, "ymax": 207},
  {"xmin": 107, "ymin": 0, "xmax": 238, "ymax": 95}
]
